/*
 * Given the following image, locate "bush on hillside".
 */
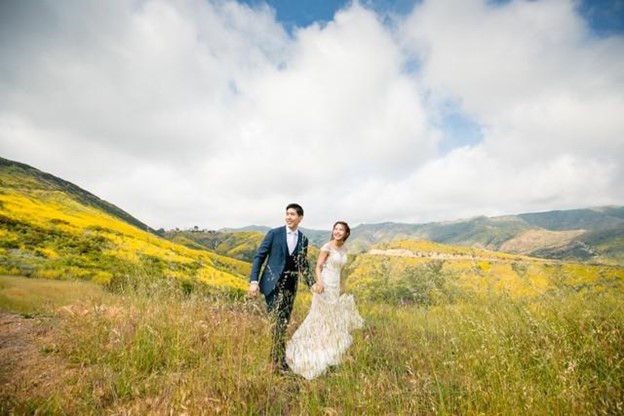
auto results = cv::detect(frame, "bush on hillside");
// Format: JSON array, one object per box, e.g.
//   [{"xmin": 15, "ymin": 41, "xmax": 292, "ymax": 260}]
[{"xmin": 351, "ymin": 259, "xmax": 457, "ymax": 306}]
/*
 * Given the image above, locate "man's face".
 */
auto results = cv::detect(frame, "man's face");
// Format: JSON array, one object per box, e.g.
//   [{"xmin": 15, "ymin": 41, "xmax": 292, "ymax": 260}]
[{"xmin": 285, "ymin": 208, "xmax": 303, "ymax": 230}]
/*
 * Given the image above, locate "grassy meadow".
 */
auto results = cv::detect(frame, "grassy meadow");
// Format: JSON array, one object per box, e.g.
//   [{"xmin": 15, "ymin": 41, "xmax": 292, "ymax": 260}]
[{"xmin": 1, "ymin": 255, "xmax": 623, "ymax": 415}]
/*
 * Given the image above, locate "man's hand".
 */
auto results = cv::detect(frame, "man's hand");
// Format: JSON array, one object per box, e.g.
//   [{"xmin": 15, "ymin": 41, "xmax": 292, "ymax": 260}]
[{"xmin": 248, "ymin": 282, "xmax": 259, "ymax": 297}]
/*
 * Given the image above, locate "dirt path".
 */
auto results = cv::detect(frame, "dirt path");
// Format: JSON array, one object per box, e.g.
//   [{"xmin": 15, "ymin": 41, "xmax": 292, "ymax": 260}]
[
  {"xmin": 0, "ymin": 311, "xmax": 59, "ymax": 408},
  {"xmin": 0, "ymin": 311, "xmax": 41, "ymax": 376}
]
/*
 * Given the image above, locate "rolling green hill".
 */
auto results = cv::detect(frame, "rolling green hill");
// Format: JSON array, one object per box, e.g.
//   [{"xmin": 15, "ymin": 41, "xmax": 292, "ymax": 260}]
[
  {"xmin": 346, "ymin": 239, "xmax": 624, "ymax": 305},
  {"xmin": 0, "ymin": 157, "xmax": 249, "ymax": 293},
  {"xmin": 220, "ymin": 225, "xmax": 331, "ymax": 248},
  {"xmin": 165, "ymin": 229, "xmax": 265, "ymax": 263},
  {"xmin": 165, "ymin": 229, "xmax": 322, "ymax": 264}
]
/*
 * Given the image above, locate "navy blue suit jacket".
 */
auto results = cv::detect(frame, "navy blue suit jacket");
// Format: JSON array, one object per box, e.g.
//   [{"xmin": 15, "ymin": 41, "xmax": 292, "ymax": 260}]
[{"xmin": 250, "ymin": 226, "xmax": 313, "ymax": 296}]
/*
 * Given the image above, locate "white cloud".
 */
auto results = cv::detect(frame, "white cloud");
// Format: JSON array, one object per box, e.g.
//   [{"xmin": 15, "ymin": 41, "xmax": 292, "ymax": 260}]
[
  {"xmin": 1, "ymin": 0, "xmax": 622, "ymax": 230},
  {"xmin": 398, "ymin": 0, "xmax": 624, "ymax": 218}
]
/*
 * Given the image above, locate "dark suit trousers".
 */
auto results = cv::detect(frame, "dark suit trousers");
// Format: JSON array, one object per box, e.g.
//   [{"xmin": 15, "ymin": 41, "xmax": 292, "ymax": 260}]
[{"xmin": 265, "ymin": 271, "xmax": 298, "ymax": 366}]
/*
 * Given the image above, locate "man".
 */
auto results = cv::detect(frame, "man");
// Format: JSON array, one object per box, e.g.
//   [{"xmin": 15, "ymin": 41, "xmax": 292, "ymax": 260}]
[{"xmin": 248, "ymin": 203, "xmax": 315, "ymax": 373}]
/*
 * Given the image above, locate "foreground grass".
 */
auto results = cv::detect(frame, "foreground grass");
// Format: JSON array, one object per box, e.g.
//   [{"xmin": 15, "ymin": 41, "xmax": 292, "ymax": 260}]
[{"xmin": 1, "ymin": 275, "xmax": 623, "ymax": 414}]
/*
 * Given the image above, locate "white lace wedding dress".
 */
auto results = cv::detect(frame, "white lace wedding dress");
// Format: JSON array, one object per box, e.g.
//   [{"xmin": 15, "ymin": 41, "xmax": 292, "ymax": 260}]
[{"xmin": 286, "ymin": 242, "xmax": 364, "ymax": 380}]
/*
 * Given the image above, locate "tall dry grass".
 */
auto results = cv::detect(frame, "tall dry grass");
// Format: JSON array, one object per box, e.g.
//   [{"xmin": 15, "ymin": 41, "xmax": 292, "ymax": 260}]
[{"xmin": 1, "ymin": 274, "xmax": 623, "ymax": 414}]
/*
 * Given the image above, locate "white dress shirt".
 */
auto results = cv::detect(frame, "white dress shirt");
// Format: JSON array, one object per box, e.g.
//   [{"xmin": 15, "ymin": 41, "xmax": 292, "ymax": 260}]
[{"xmin": 287, "ymin": 228, "xmax": 298, "ymax": 254}]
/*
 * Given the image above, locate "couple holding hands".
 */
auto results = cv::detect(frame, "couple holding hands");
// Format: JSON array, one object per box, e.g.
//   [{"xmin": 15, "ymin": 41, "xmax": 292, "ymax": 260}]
[{"xmin": 248, "ymin": 203, "xmax": 363, "ymax": 380}]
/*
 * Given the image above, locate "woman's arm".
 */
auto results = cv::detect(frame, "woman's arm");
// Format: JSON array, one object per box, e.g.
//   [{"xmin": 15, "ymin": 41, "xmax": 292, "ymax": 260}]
[{"xmin": 313, "ymin": 249, "xmax": 330, "ymax": 293}]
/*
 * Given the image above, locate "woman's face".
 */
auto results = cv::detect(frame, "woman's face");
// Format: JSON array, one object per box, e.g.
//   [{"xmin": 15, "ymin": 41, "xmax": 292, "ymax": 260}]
[{"xmin": 332, "ymin": 223, "xmax": 347, "ymax": 241}]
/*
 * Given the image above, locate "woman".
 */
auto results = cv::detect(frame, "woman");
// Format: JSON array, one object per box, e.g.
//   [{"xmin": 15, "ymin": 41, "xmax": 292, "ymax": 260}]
[{"xmin": 285, "ymin": 221, "xmax": 364, "ymax": 380}]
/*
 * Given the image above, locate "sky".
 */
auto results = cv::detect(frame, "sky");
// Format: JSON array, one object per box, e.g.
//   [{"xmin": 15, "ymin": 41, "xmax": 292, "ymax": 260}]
[{"xmin": 1, "ymin": 0, "xmax": 623, "ymax": 230}]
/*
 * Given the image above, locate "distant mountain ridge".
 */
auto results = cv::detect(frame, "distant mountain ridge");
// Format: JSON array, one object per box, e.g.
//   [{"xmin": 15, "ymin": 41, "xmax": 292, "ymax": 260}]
[
  {"xmin": 223, "ymin": 207, "xmax": 624, "ymax": 265},
  {"xmin": 346, "ymin": 208, "xmax": 624, "ymax": 264},
  {"xmin": 519, "ymin": 207, "xmax": 624, "ymax": 230}
]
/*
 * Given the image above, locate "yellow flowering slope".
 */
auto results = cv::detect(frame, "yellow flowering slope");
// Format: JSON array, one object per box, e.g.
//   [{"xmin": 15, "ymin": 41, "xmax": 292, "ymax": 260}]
[
  {"xmin": 347, "ymin": 240, "xmax": 624, "ymax": 304},
  {"xmin": 0, "ymin": 157, "xmax": 248, "ymax": 293}
]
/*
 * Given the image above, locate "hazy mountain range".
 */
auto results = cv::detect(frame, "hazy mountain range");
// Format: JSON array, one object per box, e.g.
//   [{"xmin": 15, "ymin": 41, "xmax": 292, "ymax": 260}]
[{"xmin": 216, "ymin": 206, "xmax": 624, "ymax": 266}]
